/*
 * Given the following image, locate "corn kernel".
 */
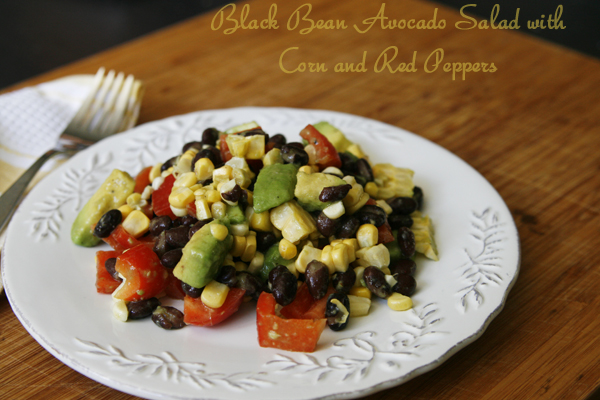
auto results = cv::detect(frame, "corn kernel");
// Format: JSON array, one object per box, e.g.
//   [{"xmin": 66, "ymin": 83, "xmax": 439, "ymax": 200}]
[
  {"xmin": 346, "ymin": 192, "xmax": 371, "ymax": 215},
  {"xmin": 343, "ymin": 183, "xmax": 363, "ymax": 208},
  {"xmin": 206, "ymin": 189, "xmax": 221, "ymax": 204},
  {"xmin": 112, "ymin": 299, "xmax": 129, "ymax": 322},
  {"xmin": 248, "ymin": 251, "xmax": 264, "ymax": 274},
  {"xmin": 226, "ymin": 135, "xmax": 251, "ymax": 158},
  {"xmin": 263, "ymin": 148, "xmax": 283, "ymax": 166},
  {"xmin": 232, "ymin": 236, "xmax": 247, "ymax": 257},
  {"xmin": 356, "ymin": 244, "xmax": 390, "ymax": 268},
  {"xmin": 170, "ymin": 205, "xmax": 188, "ymax": 217},
  {"xmin": 193, "ymin": 157, "xmax": 214, "ymax": 182},
  {"xmin": 126, "ymin": 193, "xmax": 144, "ymax": 209},
  {"xmin": 349, "ymin": 286, "xmax": 372, "ymax": 299},
  {"xmin": 331, "ymin": 243, "xmax": 349, "ymax": 272},
  {"xmin": 213, "ymin": 165, "xmax": 233, "ymax": 186},
  {"xmin": 122, "ymin": 210, "xmax": 150, "ymax": 238},
  {"xmin": 364, "ymin": 181, "xmax": 379, "ymax": 197},
  {"xmin": 279, "ymin": 239, "xmax": 297, "ymax": 260},
  {"xmin": 230, "ymin": 223, "xmax": 249, "ymax": 237},
  {"xmin": 195, "ymin": 198, "xmax": 212, "ymax": 220},
  {"xmin": 234, "ymin": 261, "xmax": 248, "ymax": 271},
  {"xmin": 161, "ymin": 166, "xmax": 174, "ymax": 177},
  {"xmin": 241, "ymin": 234, "xmax": 257, "ymax": 262},
  {"xmin": 169, "ymin": 186, "xmax": 194, "ymax": 208},
  {"xmin": 141, "ymin": 185, "xmax": 154, "ymax": 201},
  {"xmin": 118, "ymin": 204, "xmax": 134, "ymax": 220},
  {"xmin": 201, "ymin": 280, "xmax": 230, "ymax": 309},
  {"xmin": 295, "ymin": 244, "xmax": 323, "ymax": 274},
  {"xmin": 298, "ymin": 165, "xmax": 313, "ymax": 175},
  {"xmin": 250, "ymin": 210, "xmax": 273, "ymax": 232},
  {"xmin": 376, "ymin": 199, "xmax": 393, "ymax": 215},
  {"xmin": 388, "ymin": 293, "xmax": 413, "ymax": 311},
  {"xmin": 246, "ymin": 191, "xmax": 254, "ymax": 206},
  {"xmin": 322, "ymin": 201, "xmax": 345, "ymax": 219},
  {"xmin": 211, "ymin": 201, "xmax": 227, "ymax": 220},
  {"xmin": 210, "ymin": 223, "xmax": 229, "ymax": 241},
  {"xmin": 174, "ymin": 171, "xmax": 198, "ymax": 188},
  {"xmin": 304, "ymin": 144, "xmax": 317, "ymax": 165},
  {"xmin": 232, "ymin": 168, "xmax": 252, "ymax": 189},
  {"xmin": 321, "ymin": 167, "xmax": 343, "ymax": 177},
  {"xmin": 320, "ymin": 245, "xmax": 336, "ymax": 274},
  {"xmin": 152, "ymin": 175, "xmax": 165, "ymax": 191},
  {"xmin": 354, "ymin": 266, "xmax": 366, "ymax": 287},
  {"xmin": 348, "ymin": 294, "xmax": 371, "ymax": 317},
  {"xmin": 149, "ymin": 162, "xmax": 162, "ymax": 181},
  {"xmin": 357, "ymin": 224, "xmax": 378, "ymax": 248}
]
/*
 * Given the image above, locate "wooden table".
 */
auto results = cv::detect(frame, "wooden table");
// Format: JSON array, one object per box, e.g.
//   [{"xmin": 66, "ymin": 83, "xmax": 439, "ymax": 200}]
[{"xmin": 2, "ymin": 0, "xmax": 599, "ymax": 398}]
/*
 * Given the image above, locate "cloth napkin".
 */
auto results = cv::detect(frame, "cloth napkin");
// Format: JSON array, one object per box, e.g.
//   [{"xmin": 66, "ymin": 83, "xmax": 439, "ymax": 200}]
[{"xmin": 0, "ymin": 75, "xmax": 95, "ymax": 290}]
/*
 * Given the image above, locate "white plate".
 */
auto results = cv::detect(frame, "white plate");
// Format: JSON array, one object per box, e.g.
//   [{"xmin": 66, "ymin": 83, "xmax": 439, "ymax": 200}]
[{"xmin": 2, "ymin": 107, "xmax": 520, "ymax": 400}]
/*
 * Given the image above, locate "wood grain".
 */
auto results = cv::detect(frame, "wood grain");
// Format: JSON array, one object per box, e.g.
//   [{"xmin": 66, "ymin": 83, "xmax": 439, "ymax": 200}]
[{"xmin": 2, "ymin": 0, "xmax": 600, "ymax": 398}]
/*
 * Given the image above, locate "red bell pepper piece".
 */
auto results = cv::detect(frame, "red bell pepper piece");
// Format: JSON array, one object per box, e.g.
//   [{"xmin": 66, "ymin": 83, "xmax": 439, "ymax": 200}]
[
  {"xmin": 164, "ymin": 271, "xmax": 186, "ymax": 300},
  {"xmin": 95, "ymin": 250, "xmax": 121, "ymax": 294},
  {"xmin": 113, "ymin": 244, "xmax": 169, "ymax": 301},
  {"xmin": 102, "ymin": 225, "xmax": 142, "ymax": 253},
  {"xmin": 184, "ymin": 288, "xmax": 246, "ymax": 326},
  {"xmin": 299, "ymin": 124, "xmax": 342, "ymax": 169},
  {"xmin": 152, "ymin": 174, "xmax": 177, "ymax": 220},
  {"xmin": 133, "ymin": 166, "xmax": 153, "ymax": 194},
  {"xmin": 280, "ymin": 283, "xmax": 334, "ymax": 320},
  {"xmin": 219, "ymin": 134, "xmax": 233, "ymax": 163},
  {"xmin": 257, "ymin": 292, "xmax": 327, "ymax": 352}
]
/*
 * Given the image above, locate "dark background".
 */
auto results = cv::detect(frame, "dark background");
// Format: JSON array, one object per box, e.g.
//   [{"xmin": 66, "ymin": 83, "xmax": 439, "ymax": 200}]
[{"xmin": 1, "ymin": 0, "xmax": 599, "ymax": 90}]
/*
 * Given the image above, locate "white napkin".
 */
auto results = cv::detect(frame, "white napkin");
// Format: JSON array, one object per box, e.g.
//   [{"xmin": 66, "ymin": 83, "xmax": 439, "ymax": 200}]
[{"xmin": 0, "ymin": 75, "xmax": 95, "ymax": 286}]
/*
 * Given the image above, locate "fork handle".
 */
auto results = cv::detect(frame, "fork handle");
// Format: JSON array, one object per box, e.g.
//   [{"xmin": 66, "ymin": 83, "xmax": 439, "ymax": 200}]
[{"xmin": 0, "ymin": 149, "xmax": 59, "ymax": 233}]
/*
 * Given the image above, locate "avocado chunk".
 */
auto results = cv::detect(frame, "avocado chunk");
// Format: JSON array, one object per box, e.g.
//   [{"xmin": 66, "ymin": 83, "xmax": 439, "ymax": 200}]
[
  {"xmin": 173, "ymin": 220, "xmax": 234, "ymax": 289},
  {"xmin": 255, "ymin": 241, "xmax": 297, "ymax": 282},
  {"xmin": 294, "ymin": 171, "xmax": 347, "ymax": 212},
  {"xmin": 71, "ymin": 169, "xmax": 135, "ymax": 247},
  {"xmin": 226, "ymin": 204, "xmax": 246, "ymax": 225},
  {"xmin": 253, "ymin": 163, "xmax": 298, "ymax": 213},
  {"xmin": 313, "ymin": 121, "xmax": 353, "ymax": 152}
]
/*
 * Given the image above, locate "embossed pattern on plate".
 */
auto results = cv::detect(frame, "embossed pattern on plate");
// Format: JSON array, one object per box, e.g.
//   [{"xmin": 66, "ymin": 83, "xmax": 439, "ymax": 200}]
[{"xmin": 2, "ymin": 107, "xmax": 520, "ymax": 400}]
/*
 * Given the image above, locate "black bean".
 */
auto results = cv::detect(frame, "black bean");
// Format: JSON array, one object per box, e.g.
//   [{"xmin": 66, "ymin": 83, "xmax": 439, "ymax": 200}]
[
  {"xmin": 316, "ymin": 237, "xmax": 330, "ymax": 249},
  {"xmin": 192, "ymin": 147, "xmax": 221, "ymax": 169},
  {"xmin": 325, "ymin": 292, "xmax": 350, "ymax": 331},
  {"xmin": 150, "ymin": 215, "xmax": 172, "ymax": 236},
  {"xmin": 104, "ymin": 257, "xmax": 121, "ymax": 281},
  {"xmin": 305, "ymin": 260, "xmax": 330, "ymax": 300},
  {"xmin": 256, "ymin": 232, "xmax": 277, "ymax": 253},
  {"xmin": 268, "ymin": 265, "xmax": 290, "ymax": 286},
  {"xmin": 267, "ymin": 134, "xmax": 287, "ymax": 149},
  {"xmin": 413, "ymin": 186, "xmax": 424, "ymax": 211},
  {"xmin": 221, "ymin": 184, "xmax": 243, "ymax": 203},
  {"xmin": 316, "ymin": 212, "xmax": 339, "ymax": 237},
  {"xmin": 271, "ymin": 269, "xmax": 297, "ymax": 306},
  {"xmin": 387, "ymin": 197, "xmax": 417, "ymax": 215},
  {"xmin": 332, "ymin": 268, "xmax": 356, "ymax": 294},
  {"xmin": 161, "ymin": 155, "xmax": 177, "ymax": 172},
  {"xmin": 152, "ymin": 306, "xmax": 186, "ymax": 330},
  {"xmin": 355, "ymin": 159, "xmax": 374, "ymax": 182},
  {"xmin": 165, "ymin": 226, "xmax": 190, "ymax": 248},
  {"xmin": 363, "ymin": 266, "xmax": 391, "ymax": 298},
  {"xmin": 153, "ymin": 231, "xmax": 172, "ymax": 258},
  {"xmin": 393, "ymin": 274, "xmax": 416, "ymax": 296},
  {"xmin": 161, "ymin": 248, "xmax": 182, "ymax": 269},
  {"xmin": 319, "ymin": 184, "xmax": 352, "ymax": 203},
  {"xmin": 201, "ymin": 127, "xmax": 220, "ymax": 146},
  {"xmin": 235, "ymin": 271, "xmax": 264, "ymax": 300},
  {"xmin": 179, "ymin": 215, "xmax": 198, "ymax": 227},
  {"xmin": 339, "ymin": 152, "xmax": 357, "ymax": 173},
  {"xmin": 181, "ymin": 282, "xmax": 203, "ymax": 298},
  {"xmin": 189, "ymin": 218, "xmax": 213, "ymax": 239},
  {"xmin": 215, "ymin": 264, "xmax": 237, "ymax": 287},
  {"xmin": 286, "ymin": 142, "xmax": 304, "ymax": 150},
  {"xmin": 281, "ymin": 144, "xmax": 309, "ymax": 165},
  {"xmin": 182, "ymin": 141, "xmax": 203, "ymax": 153},
  {"xmin": 388, "ymin": 214, "xmax": 413, "ymax": 229},
  {"xmin": 354, "ymin": 205, "xmax": 387, "ymax": 227},
  {"xmin": 336, "ymin": 216, "xmax": 360, "ymax": 238},
  {"xmin": 127, "ymin": 297, "xmax": 160, "ymax": 320},
  {"xmin": 389, "ymin": 259, "xmax": 417, "ymax": 277},
  {"xmin": 93, "ymin": 209, "xmax": 122, "ymax": 238},
  {"xmin": 397, "ymin": 227, "xmax": 416, "ymax": 259}
]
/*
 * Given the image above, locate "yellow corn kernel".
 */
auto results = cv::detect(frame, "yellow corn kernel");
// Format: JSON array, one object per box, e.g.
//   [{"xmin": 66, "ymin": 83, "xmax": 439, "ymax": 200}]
[
  {"xmin": 388, "ymin": 293, "xmax": 413, "ymax": 311},
  {"xmin": 320, "ymin": 245, "xmax": 336, "ymax": 274},
  {"xmin": 223, "ymin": 257, "xmax": 236, "ymax": 269},
  {"xmin": 346, "ymin": 192, "xmax": 371, "ymax": 215},
  {"xmin": 364, "ymin": 182, "xmax": 379, "ymax": 197},
  {"xmin": 279, "ymin": 239, "xmax": 297, "ymax": 260},
  {"xmin": 349, "ymin": 286, "xmax": 372, "ymax": 299},
  {"xmin": 195, "ymin": 198, "xmax": 212, "ymax": 220},
  {"xmin": 232, "ymin": 168, "xmax": 252, "ymax": 189},
  {"xmin": 348, "ymin": 294, "xmax": 371, "ymax": 317},
  {"xmin": 342, "ymin": 183, "xmax": 363, "ymax": 207},
  {"xmin": 356, "ymin": 244, "xmax": 390, "ymax": 268},
  {"xmin": 353, "ymin": 266, "xmax": 366, "ymax": 287},
  {"xmin": 122, "ymin": 210, "xmax": 150, "ymax": 238},
  {"xmin": 248, "ymin": 251, "xmax": 264, "ymax": 274},
  {"xmin": 356, "ymin": 224, "xmax": 378, "ymax": 248},
  {"xmin": 322, "ymin": 201, "xmax": 345, "ymax": 219},
  {"xmin": 298, "ymin": 165, "xmax": 313, "ymax": 175},
  {"xmin": 170, "ymin": 205, "xmax": 188, "ymax": 217},
  {"xmin": 231, "ymin": 236, "xmax": 247, "ymax": 257},
  {"xmin": 174, "ymin": 171, "xmax": 198, "ymax": 188},
  {"xmin": 211, "ymin": 201, "xmax": 227, "ymax": 220},
  {"xmin": 201, "ymin": 280, "xmax": 230, "ymax": 309},
  {"xmin": 118, "ymin": 204, "xmax": 134, "ymax": 220},
  {"xmin": 112, "ymin": 299, "xmax": 129, "ymax": 322},
  {"xmin": 169, "ymin": 187, "xmax": 194, "ymax": 208},
  {"xmin": 241, "ymin": 234, "xmax": 257, "ymax": 262},
  {"xmin": 381, "ymin": 267, "xmax": 391, "ymax": 275},
  {"xmin": 161, "ymin": 166, "xmax": 174, "ymax": 177},
  {"xmin": 195, "ymin": 157, "xmax": 215, "ymax": 182},
  {"xmin": 126, "ymin": 193, "xmax": 144, "ymax": 209},
  {"xmin": 234, "ymin": 261, "xmax": 248, "ymax": 271},
  {"xmin": 376, "ymin": 199, "xmax": 393, "ymax": 215},
  {"xmin": 206, "ymin": 189, "xmax": 221, "ymax": 204},
  {"xmin": 246, "ymin": 190, "xmax": 253, "ymax": 206},
  {"xmin": 230, "ymin": 223, "xmax": 249, "ymax": 237},
  {"xmin": 263, "ymin": 148, "xmax": 283, "ymax": 166},
  {"xmin": 210, "ymin": 223, "xmax": 229, "ymax": 241},
  {"xmin": 213, "ymin": 165, "xmax": 233, "ymax": 186},
  {"xmin": 332, "ymin": 243, "xmax": 350, "ymax": 272},
  {"xmin": 250, "ymin": 210, "xmax": 273, "ymax": 232},
  {"xmin": 304, "ymin": 144, "xmax": 317, "ymax": 165},
  {"xmin": 149, "ymin": 162, "xmax": 163, "ymax": 182},
  {"xmin": 295, "ymin": 244, "xmax": 322, "ymax": 274},
  {"xmin": 342, "ymin": 239, "xmax": 359, "ymax": 261},
  {"xmin": 226, "ymin": 135, "xmax": 251, "ymax": 158}
]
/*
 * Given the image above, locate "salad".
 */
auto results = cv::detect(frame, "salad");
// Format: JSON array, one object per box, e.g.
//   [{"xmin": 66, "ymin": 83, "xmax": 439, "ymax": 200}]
[{"xmin": 71, "ymin": 121, "xmax": 438, "ymax": 352}]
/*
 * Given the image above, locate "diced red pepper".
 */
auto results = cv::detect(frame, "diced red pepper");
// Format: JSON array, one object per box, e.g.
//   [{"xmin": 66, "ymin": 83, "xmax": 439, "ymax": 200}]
[
  {"xmin": 257, "ymin": 292, "xmax": 327, "ymax": 352},
  {"xmin": 186, "ymin": 201, "xmax": 197, "ymax": 217},
  {"xmin": 165, "ymin": 271, "xmax": 186, "ymax": 300},
  {"xmin": 152, "ymin": 174, "xmax": 177, "ymax": 220},
  {"xmin": 102, "ymin": 225, "xmax": 141, "ymax": 253},
  {"xmin": 219, "ymin": 134, "xmax": 233, "ymax": 163},
  {"xmin": 280, "ymin": 283, "xmax": 334, "ymax": 320},
  {"xmin": 377, "ymin": 221, "xmax": 395, "ymax": 244},
  {"xmin": 299, "ymin": 124, "xmax": 342, "ymax": 169},
  {"xmin": 113, "ymin": 244, "xmax": 169, "ymax": 301},
  {"xmin": 134, "ymin": 166, "xmax": 153, "ymax": 194},
  {"xmin": 95, "ymin": 250, "xmax": 121, "ymax": 294},
  {"xmin": 184, "ymin": 288, "xmax": 246, "ymax": 326}
]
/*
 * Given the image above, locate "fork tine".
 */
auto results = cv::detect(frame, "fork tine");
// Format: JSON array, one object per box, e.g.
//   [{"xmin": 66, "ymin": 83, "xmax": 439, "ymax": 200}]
[
  {"xmin": 79, "ymin": 69, "xmax": 116, "ymax": 134},
  {"xmin": 64, "ymin": 67, "xmax": 105, "ymax": 134},
  {"xmin": 90, "ymin": 71, "xmax": 125, "ymax": 138},
  {"xmin": 119, "ymin": 79, "xmax": 144, "ymax": 132},
  {"xmin": 99, "ymin": 73, "xmax": 135, "ymax": 137}
]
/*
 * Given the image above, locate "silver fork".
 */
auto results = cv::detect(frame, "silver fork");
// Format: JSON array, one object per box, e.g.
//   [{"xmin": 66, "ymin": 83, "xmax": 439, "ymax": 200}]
[{"xmin": 0, "ymin": 67, "xmax": 144, "ymax": 232}]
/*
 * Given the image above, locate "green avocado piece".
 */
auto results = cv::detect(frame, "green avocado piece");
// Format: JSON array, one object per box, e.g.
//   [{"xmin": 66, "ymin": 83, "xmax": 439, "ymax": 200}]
[
  {"xmin": 253, "ymin": 163, "xmax": 298, "ymax": 213},
  {"xmin": 255, "ymin": 241, "xmax": 296, "ymax": 282},
  {"xmin": 313, "ymin": 121, "xmax": 353, "ymax": 152},
  {"xmin": 226, "ymin": 204, "xmax": 246, "ymax": 225},
  {"xmin": 173, "ymin": 220, "xmax": 233, "ymax": 289},
  {"xmin": 294, "ymin": 171, "xmax": 347, "ymax": 212},
  {"xmin": 385, "ymin": 230, "xmax": 401, "ymax": 264},
  {"xmin": 71, "ymin": 169, "xmax": 135, "ymax": 247}
]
